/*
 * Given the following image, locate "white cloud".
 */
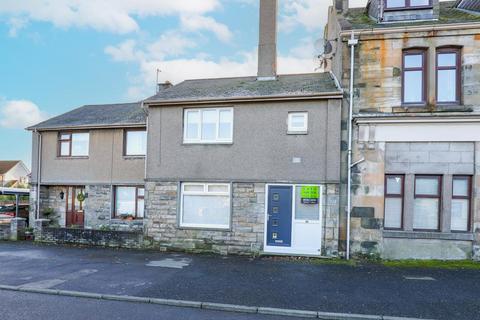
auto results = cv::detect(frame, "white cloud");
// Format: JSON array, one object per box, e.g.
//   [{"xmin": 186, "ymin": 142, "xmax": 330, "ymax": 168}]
[
  {"xmin": 0, "ymin": 0, "xmax": 228, "ymax": 37},
  {"xmin": 0, "ymin": 100, "xmax": 47, "ymax": 129},
  {"xmin": 280, "ymin": 0, "xmax": 327, "ymax": 32},
  {"xmin": 180, "ymin": 14, "xmax": 232, "ymax": 42}
]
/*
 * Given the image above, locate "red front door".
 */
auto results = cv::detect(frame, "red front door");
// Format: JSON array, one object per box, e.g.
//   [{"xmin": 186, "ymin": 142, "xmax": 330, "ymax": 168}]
[{"xmin": 66, "ymin": 186, "xmax": 85, "ymax": 227}]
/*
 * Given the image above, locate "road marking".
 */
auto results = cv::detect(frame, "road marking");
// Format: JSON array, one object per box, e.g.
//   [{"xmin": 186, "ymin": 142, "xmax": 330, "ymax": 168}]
[
  {"xmin": 403, "ymin": 276, "xmax": 436, "ymax": 281},
  {"xmin": 17, "ymin": 269, "xmax": 98, "ymax": 289},
  {"xmin": 146, "ymin": 258, "xmax": 191, "ymax": 269}
]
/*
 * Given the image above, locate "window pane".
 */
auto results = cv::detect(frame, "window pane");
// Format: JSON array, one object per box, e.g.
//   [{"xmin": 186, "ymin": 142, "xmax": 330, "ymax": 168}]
[
  {"xmin": 291, "ymin": 115, "xmax": 305, "ymax": 128},
  {"xmin": 182, "ymin": 195, "xmax": 230, "ymax": 227},
  {"xmin": 437, "ymin": 69, "xmax": 457, "ymax": 102},
  {"xmin": 126, "ymin": 130, "xmax": 146, "ymax": 156},
  {"xmin": 404, "ymin": 54, "xmax": 423, "ymax": 68},
  {"xmin": 410, "ymin": 0, "xmax": 429, "ymax": 6},
  {"xmin": 404, "ymin": 71, "xmax": 423, "ymax": 103},
  {"xmin": 137, "ymin": 198, "xmax": 145, "ymax": 218},
  {"xmin": 415, "ymin": 177, "xmax": 439, "ymax": 196},
  {"xmin": 71, "ymin": 133, "xmax": 89, "ymax": 156},
  {"xmin": 386, "ymin": 176, "xmax": 402, "ymax": 195},
  {"xmin": 185, "ymin": 111, "xmax": 200, "ymax": 140},
  {"xmin": 218, "ymin": 110, "xmax": 232, "ymax": 140},
  {"xmin": 387, "ymin": 0, "xmax": 406, "ymax": 7},
  {"xmin": 137, "ymin": 188, "xmax": 145, "ymax": 197},
  {"xmin": 413, "ymin": 198, "xmax": 439, "ymax": 230},
  {"xmin": 60, "ymin": 134, "xmax": 70, "ymax": 140},
  {"xmin": 385, "ymin": 198, "xmax": 402, "ymax": 229},
  {"xmin": 116, "ymin": 187, "xmax": 136, "ymax": 216},
  {"xmin": 184, "ymin": 184, "xmax": 205, "ymax": 192},
  {"xmin": 295, "ymin": 187, "xmax": 319, "ymax": 220},
  {"xmin": 60, "ymin": 142, "xmax": 70, "ymax": 156},
  {"xmin": 208, "ymin": 184, "xmax": 229, "ymax": 193},
  {"xmin": 453, "ymin": 178, "xmax": 469, "ymax": 197},
  {"xmin": 201, "ymin": 110, "xmax": 217, "ymax": 141},
  {"xmin": 451, "ymin": 199, "xmax": 469, "ymax": 231},
  {"xmin": 438, "ymin": 53, "xmax": 456, "ymax": 67}
]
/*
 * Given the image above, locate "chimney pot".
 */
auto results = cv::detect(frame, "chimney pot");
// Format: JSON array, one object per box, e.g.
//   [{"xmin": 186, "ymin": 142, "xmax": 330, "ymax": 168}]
[{"xmin": 257, "ymin": 0, "xmax": 278, "ymax": 81}]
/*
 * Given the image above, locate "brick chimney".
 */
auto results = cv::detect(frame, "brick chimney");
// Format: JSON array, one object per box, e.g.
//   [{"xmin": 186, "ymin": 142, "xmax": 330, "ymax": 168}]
[{"xmin": 257, "ymin": 0, "xmax": 278, "ymax": 81}]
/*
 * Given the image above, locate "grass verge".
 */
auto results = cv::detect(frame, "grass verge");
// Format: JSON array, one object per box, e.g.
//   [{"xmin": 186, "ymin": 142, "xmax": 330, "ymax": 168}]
[{"xmin": 382, "ymin": 259, "xmax": 480, "ymax": 270}]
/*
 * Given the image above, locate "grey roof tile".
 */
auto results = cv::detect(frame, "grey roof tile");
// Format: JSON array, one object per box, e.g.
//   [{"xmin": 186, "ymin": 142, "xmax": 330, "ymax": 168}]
[
  {"xmin": 28, "ymin": 102, "xmax": 146, "ymax": 130},
  {"xmin": 145, "ymin": 73, "xmax": 341, "ymax": 104}
]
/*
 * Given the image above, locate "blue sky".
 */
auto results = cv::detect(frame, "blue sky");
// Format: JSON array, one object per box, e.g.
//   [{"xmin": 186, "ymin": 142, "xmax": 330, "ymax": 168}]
[{"xmin": 0, "ymin": 0, "xmax": 369, "ymax": 169}]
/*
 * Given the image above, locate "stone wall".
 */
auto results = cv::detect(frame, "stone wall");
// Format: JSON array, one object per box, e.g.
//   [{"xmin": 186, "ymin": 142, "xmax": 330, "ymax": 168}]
[
  {"xmin": 0, "ymin": 223, "xmax": 10, "ymax": 240},
  {"xmin": 84, "ymin": 185, "xmax": 112, "ymax": 228},
  {"xmin": 145, "ymin": 182, "xmax": 265, "ymax": 255},
  {"xmin": 324, "ymin": 184, "xmax": 340, "ymax": 256}
]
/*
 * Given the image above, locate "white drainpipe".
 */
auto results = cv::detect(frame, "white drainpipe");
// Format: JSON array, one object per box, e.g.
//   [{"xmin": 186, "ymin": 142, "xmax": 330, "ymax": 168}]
[
  {"xmin": 346, "ymin": 31, "xmax": 358, "ymax": 260},
  {"xmin": 35, "ymin": 130, "xmax": 42, "ymax": 221}
]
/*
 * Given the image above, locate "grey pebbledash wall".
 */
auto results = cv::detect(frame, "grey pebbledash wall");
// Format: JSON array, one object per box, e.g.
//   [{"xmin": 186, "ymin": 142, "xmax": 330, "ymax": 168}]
[{"xmin": 145, "ymin": 181, "xmax": 340, "ymax": 256}]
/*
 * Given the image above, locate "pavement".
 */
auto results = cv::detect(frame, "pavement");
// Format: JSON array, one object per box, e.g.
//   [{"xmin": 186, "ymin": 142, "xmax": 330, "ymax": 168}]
[{"xmin": 0, "ymin": 242, "xmax": 479, "ymax": 320}]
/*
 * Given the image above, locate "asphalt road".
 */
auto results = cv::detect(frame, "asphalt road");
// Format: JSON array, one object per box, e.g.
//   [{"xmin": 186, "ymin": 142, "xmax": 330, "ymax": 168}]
[
  {"xmin": 0, "ymin": 290, "xmax": 297, "ymax": 320},
  {"xmin": 0, "ymin": 242, "xmax": 479, "ymax": 320}
]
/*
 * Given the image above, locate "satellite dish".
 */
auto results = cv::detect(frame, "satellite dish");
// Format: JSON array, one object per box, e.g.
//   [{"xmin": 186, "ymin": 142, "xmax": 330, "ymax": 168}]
[
  {"xmin": 314, "ymin": 38, "xmax": 325, "ymax": 56},
  {"xmin": 315, "ymin": 38, "xmax": 334, "ymax": 56}
]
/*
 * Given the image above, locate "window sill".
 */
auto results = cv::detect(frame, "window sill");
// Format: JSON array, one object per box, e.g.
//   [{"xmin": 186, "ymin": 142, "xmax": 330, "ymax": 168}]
[
  {"xmin": 122, "ymin": 155, "xmax": 145, "ymax": 160},
  {"xmin": 182, "ymin": 142, "xmax": 233, "ymax": 145},
  {"xmin": 287, "ymin": 131, "xmax": 308, "ymax": 135},
  {"xmin": 56, "ymin": 156, "xmax": 89, "ymax": 160},
  {"xmin": 383, "ymin": 230, "xmax": 474, "ymax": 241},
  {"xmin": 178, "ymin": 225, "xmax": 231, "ymax": 232}
]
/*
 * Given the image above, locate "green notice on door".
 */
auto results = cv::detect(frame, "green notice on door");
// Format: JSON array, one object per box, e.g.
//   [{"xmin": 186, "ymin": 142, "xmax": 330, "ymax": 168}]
[{"xmin": 300, "ymin": 186, "xmax": 319, "ymax": 204}]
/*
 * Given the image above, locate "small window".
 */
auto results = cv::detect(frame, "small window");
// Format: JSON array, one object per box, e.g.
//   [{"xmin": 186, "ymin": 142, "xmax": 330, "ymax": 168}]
[
  {"xmin": 385, "ymin": 0, "xmax": 431, "ymax": 9},
  {"xmin": 288, "ymin": 112, "xmax": 308, "ymax": 134},
  {"xmin": 180, "ymin": 183, "xmax": 231, "ymax": 229},
  {"xmin": 384, "ymin": 175, "xmax": 404, "ymax": 230},
  {"xmin": 114, "ymin": 186, "xmax": 144, "ymax": 219},
  {"xmin": 436, "ymin": 48, "xmax": 461, "ymax": 105},
  {"xmin": 402, "ymin": 49, "xmax": 427, "ymax": 105},
  {"xmin": 124, "ymin": 129, "xmax": 147, "ymax": 156},
  {"xmin": 183, "ymin": 108, "xmax": 233, "ymax": 143},
  {"xmin": 413, "ymin": 176, "xmax": 441, "ymax": 231},
  {"xmin": 451, "ymin": 176, "xmax": 471, "ymax": 232},
  {"xmin": 58, "ymin": 132, "xmax": 89, "ymax": 157}
]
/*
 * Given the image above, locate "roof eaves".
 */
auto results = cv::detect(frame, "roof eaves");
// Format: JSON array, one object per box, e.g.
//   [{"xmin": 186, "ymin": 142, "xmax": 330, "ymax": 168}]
[
  {"xmin": 144, "ymin": 91, "xmax": 344, "ymax": 107},
  {"xmin": 27, "ymin": 122, "xmax": 147, "ymax": 132}
]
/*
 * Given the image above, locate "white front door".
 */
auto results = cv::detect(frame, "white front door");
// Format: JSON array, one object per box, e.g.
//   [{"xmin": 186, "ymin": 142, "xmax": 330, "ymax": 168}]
[{"xmin": 264, "ymin": 184, "xmax": 323, "ymax": 256}]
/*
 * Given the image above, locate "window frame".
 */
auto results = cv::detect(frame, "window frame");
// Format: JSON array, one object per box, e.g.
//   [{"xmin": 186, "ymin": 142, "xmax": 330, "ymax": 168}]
[
  {"xmin": 179, "ymin": 182, "xmax": 231, "ymax": 230},
  {"xmin": 384, "ymin": 174, "xmax": 405, "ymax": 230},
  {"xmin": 384, "ymin": 0, "xmax": 433, "ymax": 11},
  {"xmin": 451, "ymin": 175, "xmax": 472, "ymax": 233},
  {"xmin": 436, "ymin": 47, "xmax": 462, "ymax": 106},
  {"xmin": 123, "ymin": 128, "xmax": 147, "ymax": 157},
  {"xmin": 413, "ymin": 175, "xmax": 442, "ymax": 232},
  {"xmin": 57, "ymin": 131, "xmax": 90, "ymax": 158},
  {"xmin": 183, "ymin": 107, "xmax": 234, "ymax": 144},
  {"xmin": 402, "ymin": 48, "xmax": 428, "ymax": 106},
  {"xmin": 112, "ymin": 186, "xmax": 145, "ymax": 219},
  {"xmin": 287, "ymin": 112, "xmax": 309, "ymax": 134}
]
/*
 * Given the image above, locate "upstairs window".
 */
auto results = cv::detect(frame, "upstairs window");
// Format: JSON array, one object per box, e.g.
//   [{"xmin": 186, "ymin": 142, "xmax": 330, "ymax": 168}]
[
  {"xmin": 385, "ymin": 0, "xmax": 431, "ymax": 9},
  {"xmin": 402, "ymin": 49, "xmax": 427, "ymax": 105},
  {"xmin": 184, "ymin": 108, "xmax": 233, "ymax": 144},
  {"xmin": 436, "ymin": 48, "xmax": 461, "ymax": 105},
  {"xmin": 124, "ymin": 129, "xmax": 147, "ymax": 156},
  {"xmin": 58, "ymin": 132, "xmax": 89, "ymax": 157},
  {"xmin": 288, "ymin": 112, "xmax": 308, "ymax": 134}
]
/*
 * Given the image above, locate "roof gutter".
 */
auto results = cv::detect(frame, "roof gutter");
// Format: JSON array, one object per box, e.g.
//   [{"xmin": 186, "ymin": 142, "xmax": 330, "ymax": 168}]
[
  {"xmin": 143, "ymin": 91, "xmax": 343, "ymax": 107},
  {"xmin": 340, "ymin": 21, "xmax": 480, "ymax": 37},
  {"xmin": 27, "ymin": 123, "xmax": 147, "ymax": 132}
]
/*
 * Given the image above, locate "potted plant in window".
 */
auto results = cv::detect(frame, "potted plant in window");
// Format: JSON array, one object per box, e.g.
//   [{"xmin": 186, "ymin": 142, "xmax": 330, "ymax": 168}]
[{"xmin": 120, "ymin": 213, "xmax": 135, "ymax": 221}]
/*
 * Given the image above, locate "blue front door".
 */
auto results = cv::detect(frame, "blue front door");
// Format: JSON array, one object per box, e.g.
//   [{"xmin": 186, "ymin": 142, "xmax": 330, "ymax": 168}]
[{"xmin": 267, "ymin": 186, "xmax": 293, "ymax": 247}]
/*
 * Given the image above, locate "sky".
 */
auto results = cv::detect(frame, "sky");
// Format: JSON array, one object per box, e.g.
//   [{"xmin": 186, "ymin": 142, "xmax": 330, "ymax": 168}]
[{"xmin": 0, "ymin": 0, "xmax": 373, "ymax": 169}]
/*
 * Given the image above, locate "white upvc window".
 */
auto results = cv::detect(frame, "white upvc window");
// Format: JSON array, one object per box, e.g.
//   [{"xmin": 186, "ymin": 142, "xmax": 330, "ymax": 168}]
[
  {"xmin": 180, "ymin": 183, "xmax": 231, "ymax": 229},
  {"xmin": 287, "ymin": 112, "xmax": 308, "ymax": 134},
  {"xmin": 183, "ymin": 108, "xmax": 233, "ymax": 143}
]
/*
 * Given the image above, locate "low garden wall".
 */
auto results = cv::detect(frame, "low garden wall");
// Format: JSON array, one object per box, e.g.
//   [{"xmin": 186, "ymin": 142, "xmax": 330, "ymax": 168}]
[
  {"xmin": 0, "ymin": 223, "xmax": 10, "ymax": 240},
  {"xmin": 35, "ymin": 227, "xmax": 147, "ymax": 249}
]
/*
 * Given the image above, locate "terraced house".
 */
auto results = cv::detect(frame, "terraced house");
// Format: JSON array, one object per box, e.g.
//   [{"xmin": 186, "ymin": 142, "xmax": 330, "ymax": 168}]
[
  {"xmin": 28, "ymin": 0, "xmax": 343, "ymax": 256},
  {"xmin": 326, "ymin": 0, "xmax": 480, "ymax": 260}
]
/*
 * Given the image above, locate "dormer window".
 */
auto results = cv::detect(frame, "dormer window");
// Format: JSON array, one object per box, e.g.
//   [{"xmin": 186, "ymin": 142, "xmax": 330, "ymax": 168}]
[{"xmin": 385, "ymin": 0, "xmax": 432, "ymax": 10}]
